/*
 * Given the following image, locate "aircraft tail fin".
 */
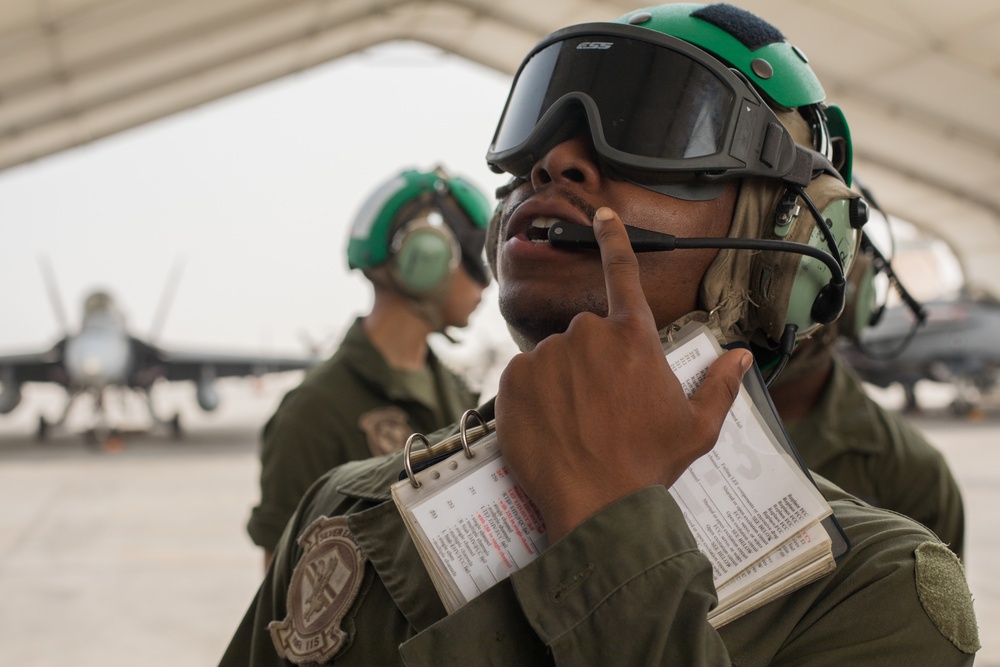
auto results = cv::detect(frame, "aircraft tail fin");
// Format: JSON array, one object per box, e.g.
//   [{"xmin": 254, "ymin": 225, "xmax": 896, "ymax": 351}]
[
  {"xmin": 149, "ymin": 256, "xmax": 186, "ymax": 343},
  {"xmin": 38, "ymin": 255, "xmax": 70, "ymax": 336}
]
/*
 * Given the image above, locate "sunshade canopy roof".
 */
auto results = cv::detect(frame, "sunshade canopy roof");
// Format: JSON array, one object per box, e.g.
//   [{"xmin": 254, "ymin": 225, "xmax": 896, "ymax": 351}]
[{"xmin": 2, "ymin": 0, "xmax": 998, "ymax": 291}]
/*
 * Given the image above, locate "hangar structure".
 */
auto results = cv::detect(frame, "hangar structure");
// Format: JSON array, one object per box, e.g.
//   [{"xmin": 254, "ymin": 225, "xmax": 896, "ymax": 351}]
[{"xmin": 2, "ymin": 0, "xmax": 999, "ymax": 293}]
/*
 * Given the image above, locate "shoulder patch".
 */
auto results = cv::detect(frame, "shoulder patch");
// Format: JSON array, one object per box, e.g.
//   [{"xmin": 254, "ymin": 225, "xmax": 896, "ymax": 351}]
[
  {"xmin": 268, "ymin": 516, "xmax": 368, "ymax": 664},
  {"xmin": 914, "ymin": 541, "xmax": 981, "ymax": 654},
  {"xmin": 358, "ymin": 406, "xmax": 412, "ymax": 456}
]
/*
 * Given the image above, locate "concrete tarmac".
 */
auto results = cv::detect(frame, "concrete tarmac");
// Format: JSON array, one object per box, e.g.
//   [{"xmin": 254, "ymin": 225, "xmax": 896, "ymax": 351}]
[{"xmin": 0, "ymin": 379, "xmax": 997, "ymax": 666}]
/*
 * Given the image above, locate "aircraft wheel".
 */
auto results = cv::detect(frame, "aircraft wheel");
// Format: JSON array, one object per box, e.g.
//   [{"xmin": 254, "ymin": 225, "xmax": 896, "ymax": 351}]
[
  {"xmin": 902, "ymin": 384, "xmax": 920, "ymax": 414},
  {"xmin": 170, "ymin": 414, "xmax": 182, "ymax": 440},
  {"xmin": 950, "ymin": 397, "xmax": 974, "ymax": 417}
]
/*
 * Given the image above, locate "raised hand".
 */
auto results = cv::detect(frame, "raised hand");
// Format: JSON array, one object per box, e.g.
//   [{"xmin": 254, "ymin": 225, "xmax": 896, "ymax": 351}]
[{"xmin": 494, "ymin": 206, "xmax": 752, "ymax": 543}]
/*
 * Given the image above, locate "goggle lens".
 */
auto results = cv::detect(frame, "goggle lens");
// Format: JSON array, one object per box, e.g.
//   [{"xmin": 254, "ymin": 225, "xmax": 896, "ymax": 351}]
[{"xmin": 492, "ymin": 35, "xmax": 735, "ymax": 165}]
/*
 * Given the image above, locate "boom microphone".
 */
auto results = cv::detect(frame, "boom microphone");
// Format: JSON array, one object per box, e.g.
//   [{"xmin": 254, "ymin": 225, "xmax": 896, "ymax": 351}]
[{"xmin": 547, "ymin": 221, "xmax": 846, "ymax": 326}]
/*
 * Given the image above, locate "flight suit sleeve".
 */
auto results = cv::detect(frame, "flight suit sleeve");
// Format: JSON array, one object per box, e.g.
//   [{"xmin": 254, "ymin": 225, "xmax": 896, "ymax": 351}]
[
  {"xmin": 724, "ymin": 496, "xmax": 979, "ymax": 666},
  {"xmin": 398, "ymin": 485, "xmax": 732, "ymax": 665}
]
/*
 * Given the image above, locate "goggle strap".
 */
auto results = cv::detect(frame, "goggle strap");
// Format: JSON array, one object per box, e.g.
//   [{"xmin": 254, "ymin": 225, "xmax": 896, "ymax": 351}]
[
  {"xmin": 761, "ymin": 123, "xmax": 784, "ymax": 169},
  {"xmin": 784, "ymin": 147, "xmax": 816, "ymax": 187},
  {"xmin": 799, "ymin": 147, "xmax": 844, "ymax": 184}
]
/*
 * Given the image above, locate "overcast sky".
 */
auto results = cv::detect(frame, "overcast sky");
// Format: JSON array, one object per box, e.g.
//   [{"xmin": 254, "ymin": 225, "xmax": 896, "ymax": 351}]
[{"xmin": 0, "ymin": 41, "xmax": 521, "ymax": 386}]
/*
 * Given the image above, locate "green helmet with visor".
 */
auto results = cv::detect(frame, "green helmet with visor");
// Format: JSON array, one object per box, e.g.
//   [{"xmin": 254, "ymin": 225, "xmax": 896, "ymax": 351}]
[
  {"xmin": 614, "ymin": 3, "xmax": 853, "ymax": 184},
  {"xmin": 617, "ymin": 4, "xmax": 825, "ymax": 109},
  {"xmin": 486, "ymin": 3, "xmax": 850, "ymax": 199},
  {"xmin": 484, "ymin": 2, "xmax": 865, "ymax": 360},
  {"xmin": 348, "ymin": 167, "xmax": 493, "ymax": 288}
]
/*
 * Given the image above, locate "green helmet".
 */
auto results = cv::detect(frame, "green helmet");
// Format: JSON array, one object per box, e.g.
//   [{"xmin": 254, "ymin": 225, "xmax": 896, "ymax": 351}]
[
  {"xmin": 347, "ymin": 167, "xmax": 493, "ymax": 288},
  {"xmin": 600, "ymin": 4, "xmax": 862, "ymax": 350},
  {"xmin": 614, "ymin": 3, "xmax": 852, "ymax": 184}
]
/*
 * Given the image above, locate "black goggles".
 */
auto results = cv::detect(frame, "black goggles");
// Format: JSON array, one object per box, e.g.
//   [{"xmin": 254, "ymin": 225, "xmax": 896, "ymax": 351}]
[{"xmin": 486, "ymin": 23, "xmax": 805, "ymax": 200}]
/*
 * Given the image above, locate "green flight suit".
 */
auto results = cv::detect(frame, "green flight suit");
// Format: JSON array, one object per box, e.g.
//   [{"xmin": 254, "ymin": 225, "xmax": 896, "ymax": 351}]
[
  {"xmin": 246, "ymin": 317, "xmax": 478, "ymax": 552},
  {"xmin": 222, "ymin": 400, "xmax": 979, "ymax": 666},
  {"xmin": 785, "ymin": 352, "xmax": 966, "ymax": 558}
]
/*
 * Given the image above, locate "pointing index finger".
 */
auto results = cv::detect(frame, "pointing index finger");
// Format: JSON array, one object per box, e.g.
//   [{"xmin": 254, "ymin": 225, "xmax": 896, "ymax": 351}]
[{"xmin": 594, "ymin": 207, "xmax": 656, "ymax": 325}]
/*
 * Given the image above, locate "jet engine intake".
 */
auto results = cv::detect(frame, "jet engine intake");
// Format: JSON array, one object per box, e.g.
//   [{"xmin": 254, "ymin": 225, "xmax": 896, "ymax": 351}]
[{"xmin": 0, "ymin": 382, "xmax": 21, "ymax": 414}]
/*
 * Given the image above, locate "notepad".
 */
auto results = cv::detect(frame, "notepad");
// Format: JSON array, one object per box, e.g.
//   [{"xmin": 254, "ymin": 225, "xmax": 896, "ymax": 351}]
[{"xmin": 391, "ymin": 321, "xmax": 848, "ymax": 626}]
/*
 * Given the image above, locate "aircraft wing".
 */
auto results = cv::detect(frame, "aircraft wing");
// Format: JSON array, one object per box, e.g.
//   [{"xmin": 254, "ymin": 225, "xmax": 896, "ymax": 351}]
[
  {"xmin": 122, "ymin": 338, "xmax": 319, "ymax": 415},
  {"xmin": 145, "ymin": 346, "xmax": 318, "ymax": 383},
  {"xmin": 0, "ymin": 343, "xmax": 68, "ymax": 385}
]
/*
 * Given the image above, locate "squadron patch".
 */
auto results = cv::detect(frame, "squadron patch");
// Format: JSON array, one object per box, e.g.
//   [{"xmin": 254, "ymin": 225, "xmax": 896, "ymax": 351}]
[
  {"xmin": 268, "ymin": 516, "xmax": 368, "ymax": 664},
  {"xmin": 358, "ymin": 406, "xmax": 412, "ymax": 456}
]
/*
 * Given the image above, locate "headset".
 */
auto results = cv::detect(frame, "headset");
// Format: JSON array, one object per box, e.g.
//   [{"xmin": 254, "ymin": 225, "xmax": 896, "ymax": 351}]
[
  {"xmin": 348, "ymin": 168, "xmax": 491, "ymax": 299},
  {"xmin": 545, "ymin": 195, "xmax": 863, "ymax": 385},
  {"xmin": 769, "ymin": 177, "xmax": 870, "ymax": 334},
  {"xmin": 844, "ymin": 179, "xmax": 928, "ymax": 359},
  {"xmin": 546, "ymin": 218, "xmax": 847, "ymax": 301},
  {"xmin": 534, "ymin": 137, "xmax": 868, "ymax": 384},
  {"xmin": 386, "ymin": 207, "xmax": 461, "ymax": 298}
]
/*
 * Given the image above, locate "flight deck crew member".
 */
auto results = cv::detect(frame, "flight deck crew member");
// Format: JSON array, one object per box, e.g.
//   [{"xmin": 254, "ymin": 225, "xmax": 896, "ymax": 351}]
[
  {"xmin": 770, "ymin": 314, "xmax": 967, "ymax": 558},
  {"xmin": 222, "ymin": 4, "xmax": 979, "ymax": 664},
  {"xmin": 246, "ymin": 167, "xmax": 491, "ymax": 567}
]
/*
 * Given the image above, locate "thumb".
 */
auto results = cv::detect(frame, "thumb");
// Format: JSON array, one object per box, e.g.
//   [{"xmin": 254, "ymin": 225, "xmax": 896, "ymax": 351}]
[{"xmin": 689, "ymin": 349, "xmax": 753, "ymax": 433}]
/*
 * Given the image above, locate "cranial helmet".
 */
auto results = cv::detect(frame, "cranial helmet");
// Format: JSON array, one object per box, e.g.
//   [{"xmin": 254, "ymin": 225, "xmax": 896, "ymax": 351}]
[
  {"xmin": 348, "ymin": 167, "xmax": 492, "ymax": 307},
  {"xmin": 485, "ymin": 3, "xmax": 868, "ymax": 358},
  {"xmin": 613, "ymin": 3, "xmax": 867, "ymax": 352}
]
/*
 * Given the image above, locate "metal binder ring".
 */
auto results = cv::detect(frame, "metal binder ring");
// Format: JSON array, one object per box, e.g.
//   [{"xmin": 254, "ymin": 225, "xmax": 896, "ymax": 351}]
[
  {"xmin": 403, "ymin": 432, "xmax": 429, "ymax": 489},
  {"xmin": 459, "ymin": 409, "xmax": 486, "ymax": 459}
]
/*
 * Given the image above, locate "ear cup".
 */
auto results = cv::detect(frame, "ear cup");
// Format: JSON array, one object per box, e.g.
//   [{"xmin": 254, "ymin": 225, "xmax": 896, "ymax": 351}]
[
  {"xmin": 388, "ymin": 216, "xmax": 460, "ymax": 297},
  {"xmin": 838, "ymin": 251, "xmax": 878, "ymax": 341},
  {"xmin": 783, "ymin": 196, "xmax": 860, "ymax": 336}
]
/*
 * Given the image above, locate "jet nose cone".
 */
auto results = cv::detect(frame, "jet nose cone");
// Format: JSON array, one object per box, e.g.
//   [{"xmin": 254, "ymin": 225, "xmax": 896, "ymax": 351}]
[{"xmin": 81, "ymin": 357, "xmax": 103, "ymax": 378}]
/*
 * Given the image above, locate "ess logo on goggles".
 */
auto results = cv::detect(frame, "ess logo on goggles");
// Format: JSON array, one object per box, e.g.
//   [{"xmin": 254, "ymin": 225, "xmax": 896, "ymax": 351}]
[{"xmin": 487, "ymin": 23, "xmax": 814, "ymax": 191}]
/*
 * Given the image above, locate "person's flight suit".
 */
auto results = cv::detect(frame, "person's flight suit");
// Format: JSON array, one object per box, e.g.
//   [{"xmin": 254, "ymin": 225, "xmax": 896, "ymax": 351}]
[
  {"xmin": 247, "ymin": 317, "xmax": 478, "ymax": 552},
  {"xmin": 786, "ymin": 352, "xmax": 965, "ymax": 558},
  {"xmin": 223, "ymin": 400, "xmax": 978, "ymax": 666}
]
